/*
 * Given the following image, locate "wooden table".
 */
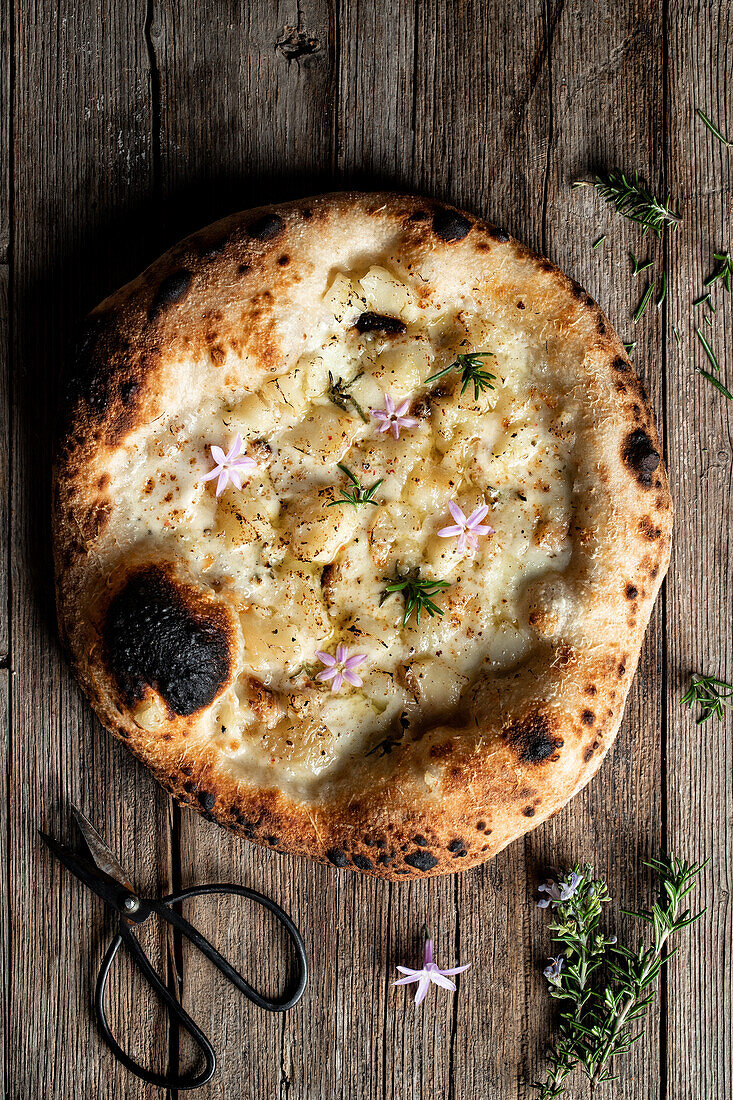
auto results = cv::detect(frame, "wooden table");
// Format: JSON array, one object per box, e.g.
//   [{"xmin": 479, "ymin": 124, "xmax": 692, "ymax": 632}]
[{"xmin": 2, "ymin": 1, "xmax": 731, "ymax": 1096}]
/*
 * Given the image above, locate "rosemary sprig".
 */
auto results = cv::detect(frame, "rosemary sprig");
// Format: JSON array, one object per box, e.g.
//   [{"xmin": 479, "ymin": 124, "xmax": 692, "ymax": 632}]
[
  {"xmin": 693, "ymin": 291, "xmax": 714, "ymax": 310},
  {"xmin": 696, "ymin": 108, "xmax": 732, "ymax": 147},
  {"xmin": 535, "ymin": 855, "xmax": 705, "ymax": 1098},
  {"xmin": 696, "ymin": 327, "xmax": 720, "ymax": 372},
  {"xmin": 705, "ymin": 250, "xmax": 732, "ymax": 293},
  {"xmin": 574, "ymin": 169, "xmax": 681, "ymax": 238},
  {"xmin": 326, "ymin": 370, "xmax": 368, "ymax": 422},
  {"xmin": 633, "ymin": 282, "xmax": 655, "ymax": 322},
  {"xmin": 381, "ymin": 569, "xmax": 451, "ymax": 626},
  {"xmin": 328, "ymin": 464, "xmax": 383, "ymax": 508},
  {"xmin": 424, "ymin": 352, "xmax": 496, "ymax": 402},
  {"xmin": 681, "ymin": 673, "xmax": 733, "ymax": 723}
]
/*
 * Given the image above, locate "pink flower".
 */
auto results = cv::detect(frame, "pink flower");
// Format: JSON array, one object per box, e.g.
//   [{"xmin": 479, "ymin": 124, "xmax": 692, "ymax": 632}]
[
  {"xmin": 200, "ymin": 434, "xmax": 257, "ymax": 496},
  {"xmin": 370, "ymin": 394, "xmax": 419, "ymax": 440},
  {"xmin": 437, "ymin": 501, "xmax": 495, "ymax": 552},
  {"xmin": 393, "ymin": 934, "xmax": 471, "ymax": 1006},
  {"xmin": 315, "ymin": 644, "xmax": 368, "ymax": 693}
]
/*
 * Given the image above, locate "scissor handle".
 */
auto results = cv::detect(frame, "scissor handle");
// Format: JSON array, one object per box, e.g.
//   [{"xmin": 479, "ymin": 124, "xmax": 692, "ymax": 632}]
[
  {"xmin": 95, "ymin": 922, "xmax": 216, "ymax": 1090},
  {"xmin": 155, "ymin": 882, "xmax": 308, "ymax": 1012}
]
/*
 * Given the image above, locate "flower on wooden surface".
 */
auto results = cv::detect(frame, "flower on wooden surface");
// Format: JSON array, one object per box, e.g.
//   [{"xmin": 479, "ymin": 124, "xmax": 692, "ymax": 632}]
[{"xmin": 393, "ymin": 930, "xmax": 470, "ymax": 1006}]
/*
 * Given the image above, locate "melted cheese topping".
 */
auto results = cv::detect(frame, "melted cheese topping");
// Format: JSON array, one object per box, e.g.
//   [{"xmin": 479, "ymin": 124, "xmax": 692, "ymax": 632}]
[{"xmin": 107, "ymin": 265, "xmax": 577, "ymax": 798}]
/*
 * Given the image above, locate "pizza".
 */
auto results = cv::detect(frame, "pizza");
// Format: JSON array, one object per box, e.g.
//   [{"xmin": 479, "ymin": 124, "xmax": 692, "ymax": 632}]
[{"xmin": 53, "ymin": 193, "xmax": 672, "ymax": 879}]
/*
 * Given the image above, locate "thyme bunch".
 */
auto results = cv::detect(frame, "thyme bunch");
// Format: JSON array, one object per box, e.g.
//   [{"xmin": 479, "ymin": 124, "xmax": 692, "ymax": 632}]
[
  {"xmin": 574, "ymin": 169, "xmax": 681, "ymax": 238},
  {"xmin": 534, "ymin": 855, "xmax": 705, "ymax": 1098}
]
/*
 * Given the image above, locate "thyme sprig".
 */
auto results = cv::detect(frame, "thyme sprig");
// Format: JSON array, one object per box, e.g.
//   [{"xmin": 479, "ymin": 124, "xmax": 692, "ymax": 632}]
[
  {"xmin": 705, "ymin": 250, "xmax": 732, "ymax": 293},
  {"xmin": 574, "ymin": 169, "xmax": 681, "ymax": 238},
  {"xmin": 328, "ymin": 464, "xmax": 383, "ymax": 508},
  {"xmin": 326, "ymin": 370, "xmax": 368, "ymax": 422},
  {"xmin": 696, "ymin": 108, "xmax": 732, "ymax": 147},
  {"xmin": 424, "ymin": 352, "xmax": 496, "ymax": 402},
  {"xmin": 381, "ymin": 569, "xmax": 452, "ymax": 626},
  {"xmin": 681, "ymin": 673, "xmax": 733, "ymax": 723},
  {"xmin": 534, "ymin": 855, "xmax": 704, "ymax": 1098}
]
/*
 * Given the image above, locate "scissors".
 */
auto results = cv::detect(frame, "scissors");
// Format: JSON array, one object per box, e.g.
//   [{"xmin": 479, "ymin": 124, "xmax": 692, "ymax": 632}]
[{"xmin": 40, "ymin": 806, "xmax": 308, "ymax": 1090}]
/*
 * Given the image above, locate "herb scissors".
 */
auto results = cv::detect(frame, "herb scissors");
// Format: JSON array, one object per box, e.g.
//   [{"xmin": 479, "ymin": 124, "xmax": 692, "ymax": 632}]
[{"xmin": 41, "ymin": 806, "xmax": 308, "ymax": 1090}]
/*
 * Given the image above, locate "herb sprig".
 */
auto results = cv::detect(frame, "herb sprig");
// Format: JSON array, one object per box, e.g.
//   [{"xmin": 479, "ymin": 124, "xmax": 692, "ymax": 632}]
[
  {"xmin": 326, "ymin": 370, "xmax": 368, "ymax": 422},
  {"xmin": 328, "ymin": 464, "xmax": 383, "ymax": 508},
  {"xmin": 382, "ymin": 570, "xmax": 452, "ymax": 626},
  {"xmin": 534, "ymin": 855, "xmax": 705, "ymax": 1098},
  {"xmin": 681, "ymin": 673, "xmax": 733, "ymax": 724},
  {"xmin": 574, "ymin": 169, "xmax": 681, "ymax": 238},
  {"xmin": 424, "ymin": 352, "xmax": 496, "ymax": 402},
  {"xmin": 705, "ymin": 250, "xmax": 733, "ymax": 293}
]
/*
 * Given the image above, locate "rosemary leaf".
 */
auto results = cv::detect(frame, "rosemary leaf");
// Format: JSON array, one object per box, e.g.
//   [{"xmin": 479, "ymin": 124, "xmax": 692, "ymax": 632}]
[
  {"xmin": 673, "ymin": 326, "xmax": 681, "ymax": 344},
  {"xmin": 696, "ymin": 327, "xmax": 719, "ymax": 371},
  {"xmin": 593, "ymin": 235, "xmax": 606, "ymax": 249},
  {"xmin": 623, "ymin": 342, "xmax": 637, "ymax": 355},
  {"xmin": 693, "ymin": 292, "xmax": 714, "ymax": 310},
  {"xmin": 633, "ymin": 282, "xmax": 655, "ymax": 322},
  {"xmin": 696, "ymin": 368, "xmax": 733, "ymax": 400},
  {"xmin": 705, "ymin": 251, "xmax": 733, "ymax": 293},
  {"xmin": 382, "ymin": 570, "xmax": 451, "ymax": 627},
  {"xmin": 631, "ymin": 253, "xmax": 653, "ymax": 276},
  {"xmin": 656, "ymin": 271, "xmax": 667, "ymax": 308},
  {"xmin": 696, "ymin": 108, "xmax": 732, "ymax": 147}
]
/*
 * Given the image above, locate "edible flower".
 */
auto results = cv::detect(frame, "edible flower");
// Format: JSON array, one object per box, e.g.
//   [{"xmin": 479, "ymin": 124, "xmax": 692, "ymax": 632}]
[
  {"xmin": 437, "ymin": 501, "xmax": 494, "ymax": 552},
  {"xmin": 537, "ymin": 870, "xmax": 582, "ymax": 908},
  {"xmin": 393, "ymin": 930, "xmax": 471, "ymax": 1006},
  {"xmin": 201, "ymin": 434, "xmax": 256, "ymax": 496},
  {"xmin": 370, "ymin": 394, "xmax": 418, "ymax": 440},
  {"xmin": 315, "ymin": 644, "xmax": 367, "ymax": 693},
  {"xmin": 543, "ymin": 955, "xmax": 564, "ymax": 986}
]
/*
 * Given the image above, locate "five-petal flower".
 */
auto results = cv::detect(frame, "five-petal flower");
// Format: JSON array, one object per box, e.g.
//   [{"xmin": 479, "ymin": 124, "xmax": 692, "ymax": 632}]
[
  {"xmin": 370, "ymin": 394, "xmax": 419, "ymax": 440},
  {"xmin": 437, "ymin": 501, "xmax": 495, "ymax": 552},
  {"xmin": 315, "ymin": 644, "xmax": 368, "ymax": 693},
  {"xmin": 200, "ymin": 434, "xmax": 257, "ymax": 496},
  {"xmin": 393, "ymin": 935, "xmax": 470, "ymax": 1006}
]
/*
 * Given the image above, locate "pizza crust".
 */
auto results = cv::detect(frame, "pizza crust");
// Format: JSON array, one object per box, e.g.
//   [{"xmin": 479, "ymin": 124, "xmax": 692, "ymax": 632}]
[{"xmin": 53, "ymin": 192, "xmax": 672, "ymax": 878}]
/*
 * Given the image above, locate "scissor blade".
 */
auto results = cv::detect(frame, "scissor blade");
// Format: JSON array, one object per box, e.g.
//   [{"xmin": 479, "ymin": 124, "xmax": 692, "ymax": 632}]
[
  {"xmin": 39, "ymin": 831, "xmax": 129, "ymax": 914},
  {"xmin": 70, "ymin": 805, "xmax": 134, "ymax": 892}
]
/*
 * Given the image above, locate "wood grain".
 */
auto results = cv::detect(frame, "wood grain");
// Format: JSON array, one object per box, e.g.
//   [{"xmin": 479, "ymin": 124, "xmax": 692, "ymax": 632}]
[
  {"xmin": 665, "ymin": 3, "xmax": 733, "ymax": 1098},
  {"xmin": 4, "ymin": 0, "xmax": 731, "ymax": 1097}
]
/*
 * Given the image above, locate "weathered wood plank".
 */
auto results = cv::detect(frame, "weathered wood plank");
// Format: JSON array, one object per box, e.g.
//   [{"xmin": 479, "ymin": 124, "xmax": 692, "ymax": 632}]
[
  {"xmin": 664, "ymin": 3, "xmax": 733, "ymax": 1098},
  {"xmin": 0, "ymin": 668, "xmax": 8, "ymax": 1099},
  {"xmin": 9, "ymin": 2, "xmax": 173, "ymax": 1096},
  {"xmin": 0, "ymin": 0, "xmax": 11, "ymax": 659},
  {"xmin": 525, "ymin": 4, "xmax": 667, "ymax": 1097}
]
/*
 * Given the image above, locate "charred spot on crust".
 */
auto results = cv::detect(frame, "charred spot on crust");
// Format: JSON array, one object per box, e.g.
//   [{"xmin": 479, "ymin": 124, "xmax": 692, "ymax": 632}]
[
  {"xmin": 486, "ymin": 225, "xmax": 510, "ymax": 243},
  {"xmin": 581, "ymin": 710, "xmax": 595, "ymax": 726},
  {"xmin": 149, "ymin": 270, "xmax": 192, "ymax": 320},
  {"xmin": 623, "ymin": 429, "xmax": 660, "ymax": 487},
  {"xmin": 625, "ymin": 583, "xmax": 639, "ymax": 600},
  {"xmin": 277, "ymin": 254, "xmax": 290, "ymax": 266},
  {"xmin": 504, "ymin": 713, "xmax": 563, "ymax": 764},
  {"xmin": 198, "ymin": 791, "xmax": 216, "ymax": 811},
  {"xmin": 522, "ymin": 806, "xmax": 536, "ymax": 817},
  {"xmin": 247, "ymin": 213, "xmax": 284, "ymax": 241},
  {"xmin": 639, "ymin": 516, "xmax": 662, "ymax": 541},
  {"xmin": 404, "ymin": 849, "xmax": 439, "ymax": 872},
  {"xmin": 376, "ymin": 853, "xmax": 393, "ymax": 865},
  {"xmin": 354, "ymin": 311, "xmax": 406, "ymax": 335},
  {"xmin": 104, "ymin": 566, "xmax": 231, "ymax": 717},
  {"xmin": 432, "ymin": 209, "xmax": 472, "ymax": 242},
  {"xmin": 448, "ymin": 838, "xmax": 466, "ymax": 853},
  {"xmin": 413, "ymin": 835, "xmax": 429, "ymax": 847},
  {"xmin": 326, "ymin": 848, "xmax": 349, "ymax": 868},
  {"xmin": 612, "ymin": 356, "xmax": 630, "ymax": 372},
  {"xmin": 352, "ymin": 854, "xmax": 373, "ymax": 870}
]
